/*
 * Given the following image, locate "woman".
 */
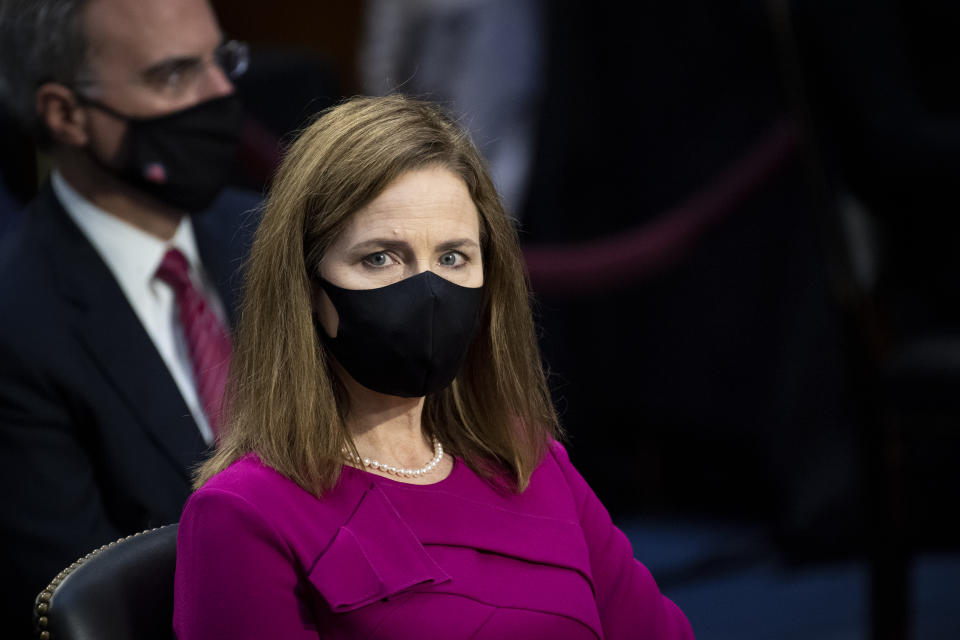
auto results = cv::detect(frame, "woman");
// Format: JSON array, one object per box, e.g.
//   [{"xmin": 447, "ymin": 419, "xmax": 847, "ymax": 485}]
[{"xmin": 174, "ymin": 95, "xmax": 694, "ymax": 639}]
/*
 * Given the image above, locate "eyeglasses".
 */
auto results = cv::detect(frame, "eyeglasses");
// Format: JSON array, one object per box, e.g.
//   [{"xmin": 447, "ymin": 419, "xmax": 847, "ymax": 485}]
[
  {"xmin": 140, "ymin": 39, "xmax": 250, "ymax": 96},
  {"xmin": 73, "ymin": 39, "xmax": 250, "ymax": 99},
  {"xmin": 214, "ymin": 40, "xmax": 250, "ymax": 81}
]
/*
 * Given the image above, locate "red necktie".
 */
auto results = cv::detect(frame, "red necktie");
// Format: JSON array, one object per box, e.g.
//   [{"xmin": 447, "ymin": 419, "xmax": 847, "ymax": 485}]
[{"xmin": 155, "ymin": 248, "xmax": 231, "ymax": 438}]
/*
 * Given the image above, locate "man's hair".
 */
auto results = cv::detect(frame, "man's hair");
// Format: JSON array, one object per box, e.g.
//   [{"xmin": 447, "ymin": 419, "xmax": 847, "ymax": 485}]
[
  {"xmin": 196, "ymin": 95, "xmax": 561, "ymax": 496},
  {"xmin": 0, "ymin": 0, "xmax": 90, "ymax": 138}
]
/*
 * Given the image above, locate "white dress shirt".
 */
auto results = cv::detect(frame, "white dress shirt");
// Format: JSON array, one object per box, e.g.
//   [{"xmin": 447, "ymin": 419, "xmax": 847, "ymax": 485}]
[{"xmin": 52, "ymin": 170, "xmax": 224, "ymax": 444}]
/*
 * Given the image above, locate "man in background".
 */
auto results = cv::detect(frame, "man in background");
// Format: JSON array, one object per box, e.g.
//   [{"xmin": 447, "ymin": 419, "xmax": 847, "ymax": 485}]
[{"xmin": 0, "ymin": 0, "xmax": 259, "ymax": 632}]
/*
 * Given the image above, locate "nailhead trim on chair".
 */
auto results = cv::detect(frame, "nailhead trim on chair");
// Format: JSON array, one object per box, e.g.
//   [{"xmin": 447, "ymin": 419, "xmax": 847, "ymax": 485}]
[{"xmin": 34, "ymin": 526, "xmax": 166, "ymax": 640}]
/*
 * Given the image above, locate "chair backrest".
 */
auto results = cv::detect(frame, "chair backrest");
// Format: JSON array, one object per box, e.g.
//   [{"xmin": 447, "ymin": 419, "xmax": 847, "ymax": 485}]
[{"xmin": 34, "ymin": 524, "xmax": 178, "ymax": 640}]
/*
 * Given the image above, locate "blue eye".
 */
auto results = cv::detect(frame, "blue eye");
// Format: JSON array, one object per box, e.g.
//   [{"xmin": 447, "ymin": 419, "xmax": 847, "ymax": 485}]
[
  {"xmin": 439, "ymin": 251, "xmax": 465, "ymax": 267},
  {"xmin": 363, "ymin": 252, "xmax": 392, "ymax": 268}
]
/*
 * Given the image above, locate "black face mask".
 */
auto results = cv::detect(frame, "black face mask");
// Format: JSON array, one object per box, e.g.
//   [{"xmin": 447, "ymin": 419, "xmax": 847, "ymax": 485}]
[
  {"xmin": 79, "ymin": 94, "xmax": 244, "ymax": 213},
  {"xmin": 318, "ymin": 271, "xmax": 484, "ymax": 398}
]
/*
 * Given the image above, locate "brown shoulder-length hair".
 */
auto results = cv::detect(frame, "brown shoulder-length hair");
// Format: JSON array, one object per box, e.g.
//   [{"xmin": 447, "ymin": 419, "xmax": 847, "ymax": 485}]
[{"xmin": 195, "ymin": 95, "xmax": 560, "ymax": 496}]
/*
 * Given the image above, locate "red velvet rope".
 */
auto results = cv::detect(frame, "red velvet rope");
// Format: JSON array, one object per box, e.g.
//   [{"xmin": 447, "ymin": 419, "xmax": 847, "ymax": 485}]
[{"xmin": 521, "ymin": 118, "xmax": 801, "ymax": 295}]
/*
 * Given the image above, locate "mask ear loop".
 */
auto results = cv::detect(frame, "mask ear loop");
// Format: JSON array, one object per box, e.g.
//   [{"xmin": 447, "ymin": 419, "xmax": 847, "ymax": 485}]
[
  {"xmin": 66, "ymin": 90, "xmax": 138, "ymax": 180},
  {"xmin": 72, "ymin": 91, "xmax": 134, "ymax": 122}
]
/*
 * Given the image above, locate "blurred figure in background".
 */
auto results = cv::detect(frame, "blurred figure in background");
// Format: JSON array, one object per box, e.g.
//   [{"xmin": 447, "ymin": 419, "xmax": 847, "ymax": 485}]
[
  {"xmin": 0, "ymin": 0, "xmax": 259, "ymax": 633},
  {"xmin": 360, "ymin": 0, "xmax": 544, "ymax": 217}
]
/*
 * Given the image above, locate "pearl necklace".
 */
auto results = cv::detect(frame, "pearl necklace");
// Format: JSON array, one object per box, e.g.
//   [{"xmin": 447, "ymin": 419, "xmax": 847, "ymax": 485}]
[{"xmin": 344, "ymin": 437, "xmax": 444, "ymax": 478}]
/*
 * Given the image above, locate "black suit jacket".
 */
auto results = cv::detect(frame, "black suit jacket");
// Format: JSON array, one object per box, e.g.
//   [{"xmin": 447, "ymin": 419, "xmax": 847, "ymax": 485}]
[{"xmin": 0, "ymin": 184, "xmax": 260, "ymax": 634}]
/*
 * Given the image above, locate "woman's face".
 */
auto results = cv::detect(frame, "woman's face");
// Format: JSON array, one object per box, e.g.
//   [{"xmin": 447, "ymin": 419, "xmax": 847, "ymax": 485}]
[{"xmin": 315, "ymin": 166, "xmax": 484, "ymax": 336}]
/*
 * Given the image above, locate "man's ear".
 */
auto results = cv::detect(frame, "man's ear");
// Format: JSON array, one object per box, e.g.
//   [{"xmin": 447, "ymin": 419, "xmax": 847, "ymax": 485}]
[{"xmin": 35, "ymin": 82, "xmax": 88, "ymax": 147}]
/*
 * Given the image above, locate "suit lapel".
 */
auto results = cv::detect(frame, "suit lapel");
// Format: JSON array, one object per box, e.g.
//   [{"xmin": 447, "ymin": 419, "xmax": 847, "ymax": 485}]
[
  {"xmin": 193, "ymin": 189, "xmax": 260, "ymax": 328},
  {"xmin": 39, "ymin": 187, "xmax": 208, "ymax": 480},
  {"xmin": 75, "ymin": 302, "xmax": 209, "ymax": 479}
]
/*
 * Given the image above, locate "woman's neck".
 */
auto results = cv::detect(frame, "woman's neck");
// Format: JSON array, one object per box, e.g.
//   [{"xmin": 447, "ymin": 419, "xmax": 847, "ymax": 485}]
[{"xmin": 343, "ymin": 375, "xmax": 433, "ymax": 469}]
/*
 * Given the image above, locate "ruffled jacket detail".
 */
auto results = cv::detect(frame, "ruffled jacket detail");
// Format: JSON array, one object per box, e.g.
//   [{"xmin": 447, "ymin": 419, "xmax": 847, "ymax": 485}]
[{"xmin": 174, "ymin": 442, "xmax": 693, "ymax": 640}]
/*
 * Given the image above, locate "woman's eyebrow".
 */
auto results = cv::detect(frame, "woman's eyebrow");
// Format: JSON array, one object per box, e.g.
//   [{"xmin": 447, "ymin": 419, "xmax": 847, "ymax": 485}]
[
  {"xmin": 347, "ymin": 238, "xmax": 479, "ymax": 253},
  {"xmin": 347, "ymin": 239, "xmax": 412, "ymax": 254},
  {"xmin": 437, "ymin": 239, "xmax": 480, "ymax": 252}
]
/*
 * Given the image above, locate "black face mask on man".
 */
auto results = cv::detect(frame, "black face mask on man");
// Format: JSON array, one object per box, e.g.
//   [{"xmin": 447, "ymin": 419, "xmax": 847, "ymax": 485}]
[
  {"xmin": 318, "ymin": 270, "xmax": 484, "ymax": 398},
  {"xmin": 77, "ymin": 93, "xmax": 244, "ymax": 213}
]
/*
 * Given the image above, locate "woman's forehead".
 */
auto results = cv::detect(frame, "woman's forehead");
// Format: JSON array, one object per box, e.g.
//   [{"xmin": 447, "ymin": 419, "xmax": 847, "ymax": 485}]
[{"xmin": 338, "ymin": 168, "xmax": 480, "ymax": 244}]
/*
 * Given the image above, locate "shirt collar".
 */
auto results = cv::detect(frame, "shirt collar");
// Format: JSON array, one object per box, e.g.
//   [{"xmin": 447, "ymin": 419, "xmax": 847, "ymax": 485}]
[{"xmin": 51, "ymin": 169, "xmax": 203, "ymax": 288}]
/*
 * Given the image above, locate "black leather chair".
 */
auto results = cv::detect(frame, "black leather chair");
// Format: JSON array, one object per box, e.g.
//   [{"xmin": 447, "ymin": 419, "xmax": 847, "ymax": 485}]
[{"xmin": 33, "ymin": 524, "xmax": 178, "ymax": 640}]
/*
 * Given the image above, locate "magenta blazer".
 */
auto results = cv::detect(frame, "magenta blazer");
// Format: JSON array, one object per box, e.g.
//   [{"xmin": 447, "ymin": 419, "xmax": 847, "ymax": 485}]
[{"xmin": 174, "ymin": 441, "xmax": 694, "ymax": 639}]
